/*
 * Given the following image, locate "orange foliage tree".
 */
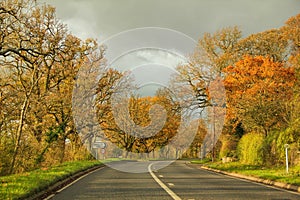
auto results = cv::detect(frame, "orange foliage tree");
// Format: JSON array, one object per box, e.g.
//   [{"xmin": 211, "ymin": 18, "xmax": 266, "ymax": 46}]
[
  {"xmin": 223, "ymin": 55, "xmax": 295, "ymax": 136},
  {"xmin": 95, "ymin": 84, "xmax": 181, "ymax": 157}
]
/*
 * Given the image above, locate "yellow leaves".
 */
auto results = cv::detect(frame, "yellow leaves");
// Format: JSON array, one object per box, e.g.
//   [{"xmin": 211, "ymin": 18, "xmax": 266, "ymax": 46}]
[
  {"xmin": 0, "ymin": 0, "xmax": 108, "ymax": 174},
  {"xmin": 190, "ymin": 26, "xmax": 242, "ymax": 76},
  {"xmin": 237, "ymin": 29, "xmax": 288, "ymax": 62},
  {"xmin": 96, "ymin": 86, "xmax": 181, "ymax": 153},
  {"xmin": 281, "ymin": 13, "xmax": 300, "ymax": 53}
]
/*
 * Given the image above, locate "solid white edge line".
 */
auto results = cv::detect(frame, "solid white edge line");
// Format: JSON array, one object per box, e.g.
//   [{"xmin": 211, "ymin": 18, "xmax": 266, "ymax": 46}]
[
  {"xmin": 201, "ymin": 167, "xmax": 300, "ymax": 196},
  {"xmin": 222, "ymin": 172, "xmax": 300, "ymax": 196},
  {"xmin": 148, "ymin": 163, "xmax": 182, "ymax": 200},
  {"xmin": 44, "ymin": 166, "xmax": 105, "ymax": 200}
]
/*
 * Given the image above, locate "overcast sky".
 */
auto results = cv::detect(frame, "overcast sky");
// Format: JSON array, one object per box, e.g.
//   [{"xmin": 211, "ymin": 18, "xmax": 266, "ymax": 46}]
[
  {"xmin": 41, "ymin": 0, "xmax": 300, "ymax": 40},
  {"xmin": 40, "ymin": 0, "xmax": 300, "ymax": 96}
]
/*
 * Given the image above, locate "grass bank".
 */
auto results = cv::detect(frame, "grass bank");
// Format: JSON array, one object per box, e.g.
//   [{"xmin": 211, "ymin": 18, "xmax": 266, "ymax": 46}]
[
  {"xmin": 192, "ymin": 160, "xmax": 300, "ymax": 186},
  {"xmin": 0, "ymin": 160, "xmax": 102, "ymax": 200}
]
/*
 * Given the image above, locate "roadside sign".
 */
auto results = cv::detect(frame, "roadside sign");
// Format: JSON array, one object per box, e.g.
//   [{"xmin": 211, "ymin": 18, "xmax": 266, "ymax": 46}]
[
  {"xmin": 92, "ymin": 142, "xmax": 107, "ymax": 149},
  {"xmin": 95, "ymin": 136, "xmax": 102, "ymax": 143}
]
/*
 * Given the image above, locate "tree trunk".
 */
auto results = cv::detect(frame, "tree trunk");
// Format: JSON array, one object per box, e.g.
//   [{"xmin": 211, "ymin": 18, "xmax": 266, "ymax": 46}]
[
  {"xmin": 9, "ymin": 97, "xmax": 29, "ymax": 174},
  {"xmin": 59, "ymin": 138, "xmax": 66, "ymax": 163}
]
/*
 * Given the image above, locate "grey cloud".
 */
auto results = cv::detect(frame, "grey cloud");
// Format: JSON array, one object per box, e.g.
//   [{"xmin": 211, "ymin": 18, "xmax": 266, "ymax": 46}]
[
  {"xmin": 39, "ymin": 0, "xmax": 300, "ymax": 97},
  {"xmin": 41, "ymin": 0, "xmax": 300, "ymax": 40}
]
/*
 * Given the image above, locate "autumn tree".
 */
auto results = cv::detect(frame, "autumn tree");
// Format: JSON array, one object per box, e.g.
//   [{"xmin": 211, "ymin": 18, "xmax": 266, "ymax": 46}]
[
  {"xmin": 223, "ymin": 55, "xmax": 295, "ymax": 136},
  {"xmin": 169, "ymin": 14, "xmax": 300, "ymax": 162},
  {"xmin": 281, "ymin": 13, "xmax": 300, "ymax": 54},
  {"xmin": 72, "ymin": 49, "xmax": 106, "ymax": 154},
  {"xmin": 236, "ymin": 29, "xmax": 289, "ymax": 62},
  {"xmin": 191, "ymin": 26, "xmax": 242, "ymax": 74},
  {"xmin": 95, "ymin": 78, "xmax": 182, "ymax": 158},
  {"xmin": 277, "ymin": 13, "xmax": 300, "ymax": 165},
  {"xmin": 182, "ymin": 119, "xmax": 207, "ymax": 158},
  {"xmin": 0, "ymin": 0, "xmax": 105, "ymax": 174}
]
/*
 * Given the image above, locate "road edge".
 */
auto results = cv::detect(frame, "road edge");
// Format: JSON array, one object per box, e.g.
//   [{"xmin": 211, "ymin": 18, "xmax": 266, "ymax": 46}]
[
  {"xmin": 199, "ymin": 165, "xmax": 300, "ymax": 193},
  {"xmin": 25, "ymin": 164, "xmax": 105, "ymax": 200}
]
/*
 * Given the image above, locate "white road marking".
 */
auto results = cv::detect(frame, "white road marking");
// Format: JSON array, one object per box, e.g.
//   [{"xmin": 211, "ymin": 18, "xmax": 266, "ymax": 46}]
[
  {"xmin": 44, "ymin": 166, "xmax": 105, "ymax": 200},
  {"xmin": 168, "ymin": 183, "xmax": 175, "ymax": 186},
  {"xmin": 201, "ymin": 167, "xmax": 300, "ymax": 196},
  {"xmin": 222, "ymin": 172, "xmax": 300, "ymax": 196},
  {"xmin": 159, "ymin": 175, "xmax": 164, "ymax": 178},
  {"xmin": 148, "ymin": 163, "xmax": 182, "ymax": 200}
]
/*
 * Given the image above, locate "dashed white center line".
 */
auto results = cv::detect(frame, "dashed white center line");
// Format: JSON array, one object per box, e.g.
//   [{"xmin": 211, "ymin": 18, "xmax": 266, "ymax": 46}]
[
  {"xmin": 168, "ymin": 183, "xmax": 175, "ymax": 186},
  {"xmin": 148, "ymin": 163, "xmax": 181, "ymax": 200},
  {"xmin": 159, "ymin": 175, "xmax": 164, "ymax": 178}
]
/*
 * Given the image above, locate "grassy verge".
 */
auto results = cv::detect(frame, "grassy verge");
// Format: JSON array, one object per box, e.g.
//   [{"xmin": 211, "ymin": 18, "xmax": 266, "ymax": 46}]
[
  {"xmin": 0, "ymin": 160, "xmax": 102, "ymax": 200},
  {"xmin": 193, "ymin": 161, "xmax": 300, "ymax": 186},
  {"xmin": 190, "ymin": 158, "xmax": 211, "ymax": 165}
]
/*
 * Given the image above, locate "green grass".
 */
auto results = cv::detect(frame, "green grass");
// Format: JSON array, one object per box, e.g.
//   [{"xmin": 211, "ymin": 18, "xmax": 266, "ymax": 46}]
[
  {"xmin": 0, "ymin": 160, "xmax": 102, "ymax": 200},
  {"xmin": 202, "ymin": 161, "xmax": 300, "ymax": 186},
  {"xmin": 190, "ymin": 158, "xmax": 212, "ymax": 164}
]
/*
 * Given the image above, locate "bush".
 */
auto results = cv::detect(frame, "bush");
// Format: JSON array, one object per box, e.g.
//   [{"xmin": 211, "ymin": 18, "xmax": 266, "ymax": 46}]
[
  {"xmin": 237, "ymin": 132, "xmax": 264, "ymax": 165},
  {"xmin": 219, "ymin": 134, "xmax": 238, "ymax": 158},
  {"xmin": 262, "ymin": 129, "xmax": 299, "ymax": 166}
]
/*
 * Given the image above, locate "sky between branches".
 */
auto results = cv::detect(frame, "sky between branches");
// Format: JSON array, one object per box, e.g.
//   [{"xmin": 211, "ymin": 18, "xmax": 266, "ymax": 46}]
[{"xmin": 40, "ymin": 0, "xmax": 300, "ymax": 96}]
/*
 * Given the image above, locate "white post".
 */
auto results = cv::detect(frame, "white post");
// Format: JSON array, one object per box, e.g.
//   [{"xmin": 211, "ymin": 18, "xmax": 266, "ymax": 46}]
[{"xmin": 284, "ymin": 144, "xmax": 289, "ymax": 173}]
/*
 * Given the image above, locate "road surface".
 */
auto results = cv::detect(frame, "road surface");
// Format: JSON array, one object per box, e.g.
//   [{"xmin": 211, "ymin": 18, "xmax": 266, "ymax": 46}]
[{"xmin": 48, "ymin": 160, "xmax": 300, "ymax": 200}]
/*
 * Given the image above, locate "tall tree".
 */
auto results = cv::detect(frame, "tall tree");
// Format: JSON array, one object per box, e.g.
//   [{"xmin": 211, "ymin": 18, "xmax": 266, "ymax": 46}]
[{"xmin": 0, "ymin": 0, "xmax": 105, "ymax": 174}]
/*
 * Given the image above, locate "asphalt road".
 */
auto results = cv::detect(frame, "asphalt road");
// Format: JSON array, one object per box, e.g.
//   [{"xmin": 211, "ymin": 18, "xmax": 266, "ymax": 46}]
[{"xmin": 48, "ymin": 160, "xmax": 300, "ymax": 200}]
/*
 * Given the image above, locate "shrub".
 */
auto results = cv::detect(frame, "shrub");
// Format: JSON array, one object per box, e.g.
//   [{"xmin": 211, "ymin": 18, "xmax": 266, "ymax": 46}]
[{"xmin": 237, "ymin": 132, "xmax": 264, "ymax": 165}]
